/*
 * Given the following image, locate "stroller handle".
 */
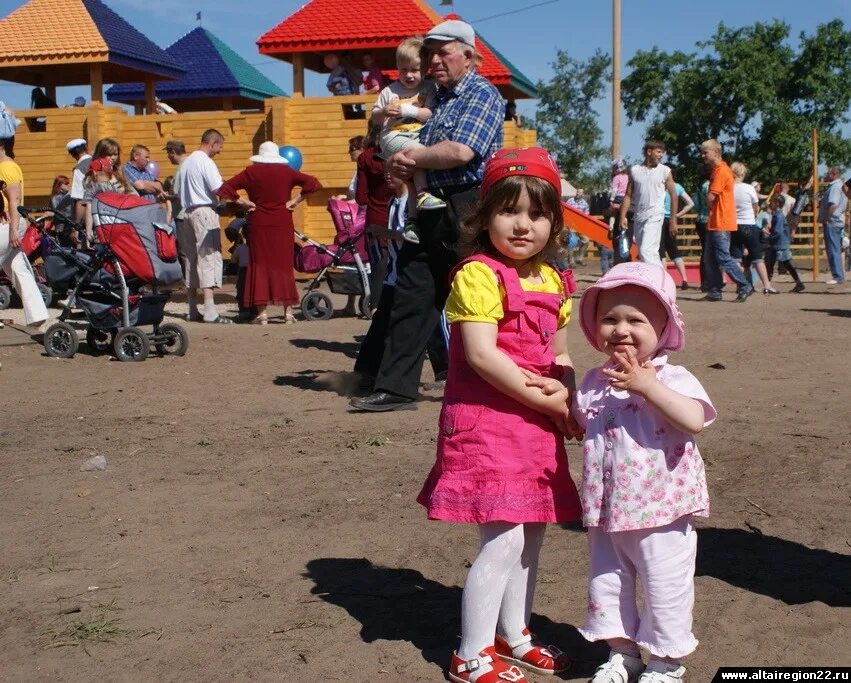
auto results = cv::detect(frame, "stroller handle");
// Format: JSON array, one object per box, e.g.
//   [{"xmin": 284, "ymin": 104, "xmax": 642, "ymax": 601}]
[
  {"xmin": 17, "ymin": 206, "xmax": 53, "ymax": 217},
  {"xmin": 18, "ymin": 205, "xmax": 84, "ymax": 233}
]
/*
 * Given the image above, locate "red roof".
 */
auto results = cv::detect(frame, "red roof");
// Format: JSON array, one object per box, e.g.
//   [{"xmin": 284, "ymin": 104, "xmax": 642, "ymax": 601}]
[
  {"xmin": 256, "ymin": 2, "xmax": 536, "ymax": 99},
  {"xmin": 257, "ymin": 0, "xmax": 441, "ymax": 53}
]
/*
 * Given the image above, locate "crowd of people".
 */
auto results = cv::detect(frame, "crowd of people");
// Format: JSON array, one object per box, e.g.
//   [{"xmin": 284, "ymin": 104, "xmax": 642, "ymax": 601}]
[{"xmin": 593, "ymin": 140, "xmax": 850, "ymax": 297}]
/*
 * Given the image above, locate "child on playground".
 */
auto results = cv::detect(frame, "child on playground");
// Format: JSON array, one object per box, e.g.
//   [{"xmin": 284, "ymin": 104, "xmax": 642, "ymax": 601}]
[
  {"xmin": 764, "ymin": 195, "xmax": 805, "ymax": 292},
  {"xmin": 371, "ymin": 36, "xmax": 444, "ymax": 245},
  {"xmin": 417, "ymin": 147, "xmax": 582, "ymax": 683},
  {"xmin": 568, "ymin": 261, "xmax": 716, "ymax": 683},
  {"xmin": 225, "ymin": 217, "xmax": 254, "ymax": 320}
]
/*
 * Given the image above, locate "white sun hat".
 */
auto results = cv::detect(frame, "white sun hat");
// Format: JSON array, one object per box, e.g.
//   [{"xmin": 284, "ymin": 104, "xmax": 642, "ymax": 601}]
[{"xmin": 250, "ymin": 141, "xmax": 287, "ymax": 164}]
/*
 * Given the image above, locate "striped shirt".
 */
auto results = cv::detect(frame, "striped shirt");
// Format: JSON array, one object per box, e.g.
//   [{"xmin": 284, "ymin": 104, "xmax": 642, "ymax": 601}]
[{"xmin": 420, "ymin": 69, "xmax": 504, "ymax": 190}]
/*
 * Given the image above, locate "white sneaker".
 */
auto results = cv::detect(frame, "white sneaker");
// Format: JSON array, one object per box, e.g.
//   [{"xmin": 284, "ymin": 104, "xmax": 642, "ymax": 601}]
[
  {"xmin": 591, "ymin": 652, "xmax": 645, "ymax": 683},
  {"xmin": 825, "ymin": 279, "xmax": 839, "ymax": 285},
  {"xmin": 638, "ymin": 665, "xmax": 686, "ymax": 682}
]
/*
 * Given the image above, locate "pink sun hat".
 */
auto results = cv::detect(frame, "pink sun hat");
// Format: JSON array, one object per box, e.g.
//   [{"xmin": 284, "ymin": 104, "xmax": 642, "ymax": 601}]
[{"xmin": 578, "ymin": 262, "xmax": 686, "ymax": 353}]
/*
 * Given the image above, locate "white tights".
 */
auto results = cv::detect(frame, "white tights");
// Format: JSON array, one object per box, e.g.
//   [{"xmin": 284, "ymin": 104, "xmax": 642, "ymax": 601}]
[{"xmin": 457, "ymin": 522, "xmax": 546, "ymax": 665}]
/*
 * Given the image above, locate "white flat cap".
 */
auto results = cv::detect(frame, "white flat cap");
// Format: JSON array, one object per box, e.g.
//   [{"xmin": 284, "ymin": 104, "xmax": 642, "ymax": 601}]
[
  {"xmin": 425, "ymin": 20, "xmax": 475, "ymax": 48},
  {"xmin": 66, "ymin": 138, "xmax": 87, "ymax": 151}
]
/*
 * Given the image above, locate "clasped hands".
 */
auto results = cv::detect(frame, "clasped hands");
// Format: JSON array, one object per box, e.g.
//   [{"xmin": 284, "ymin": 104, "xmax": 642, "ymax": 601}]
[{"xmin": 520, "ymin": 369, "xmax": 583, "ymax": 440}]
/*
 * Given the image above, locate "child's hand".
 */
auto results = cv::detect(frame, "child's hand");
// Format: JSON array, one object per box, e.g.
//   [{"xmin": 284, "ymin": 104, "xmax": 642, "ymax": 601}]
[
  {"xmin": 603, "ymin": 348, "xmax": 658, "ymax": 395},
  {"xmin": 565, "ymin": 411, "xmax": 584, "ymax": 441},
  {"xmin": 522, "ymin": 368, "xmax": 565, "ymax": 396}
]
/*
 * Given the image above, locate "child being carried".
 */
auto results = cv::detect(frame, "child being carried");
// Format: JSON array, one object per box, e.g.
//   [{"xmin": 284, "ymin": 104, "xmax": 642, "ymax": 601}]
[{"xmin": 372, "ymin": 36, "xmax": 445, "ymax": 245}]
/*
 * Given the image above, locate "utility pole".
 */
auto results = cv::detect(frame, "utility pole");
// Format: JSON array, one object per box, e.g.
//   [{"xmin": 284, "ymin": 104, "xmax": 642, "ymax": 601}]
[{"xmin": 612, "ymin": 0, "xmax": 621, "ymax": 160}]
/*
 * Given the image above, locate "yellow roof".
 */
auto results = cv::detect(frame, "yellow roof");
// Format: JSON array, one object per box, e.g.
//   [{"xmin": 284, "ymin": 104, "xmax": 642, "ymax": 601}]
[{"xmin": 0, "ymin": 0, "xmax": 108, "ymax": 65}]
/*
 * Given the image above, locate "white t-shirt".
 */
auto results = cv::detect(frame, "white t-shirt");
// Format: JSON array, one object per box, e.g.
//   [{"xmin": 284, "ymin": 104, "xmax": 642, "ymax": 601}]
[
  {"xmin": 629, "ymin": 163, "xmax": 670, "ymax": 220},
  {"xmin": 70, "ymin": 154, "xmax": 92, "ymax": 200},
  {"xmin": 734, "ymin": 182, "xmax": 759, "ymax": 225},
  {"xmin": 178, "ymin": 150, "xmax": 222, "ymax": 211}
]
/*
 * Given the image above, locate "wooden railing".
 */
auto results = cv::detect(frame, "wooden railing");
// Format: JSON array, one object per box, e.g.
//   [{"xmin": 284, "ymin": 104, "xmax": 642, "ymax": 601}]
[{"xmin": 586, "ymin": 212, "xmax": 823, "ymax": 264}]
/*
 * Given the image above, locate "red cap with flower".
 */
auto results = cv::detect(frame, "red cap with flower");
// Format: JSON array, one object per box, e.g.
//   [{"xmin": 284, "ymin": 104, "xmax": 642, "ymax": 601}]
[{"xmin": 480, "ymin": 147, "xmax": 561, "ymax": 198}]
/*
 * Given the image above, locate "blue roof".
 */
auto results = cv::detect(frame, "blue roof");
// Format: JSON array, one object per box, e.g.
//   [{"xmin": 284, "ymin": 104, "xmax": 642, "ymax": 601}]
[
  {"xmin": 107, "ymin": 27, "xmax": 286, "ymax": 103},
  {"xmin": 82, "ymin": 0, "xmax": 183, "ymax": 79}
]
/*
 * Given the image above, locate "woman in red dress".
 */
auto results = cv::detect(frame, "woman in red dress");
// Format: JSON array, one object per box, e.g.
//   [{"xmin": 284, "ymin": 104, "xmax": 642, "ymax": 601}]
[{"xmin": 218, "ymin": 142, "xmax": 321, "ymax": 324}]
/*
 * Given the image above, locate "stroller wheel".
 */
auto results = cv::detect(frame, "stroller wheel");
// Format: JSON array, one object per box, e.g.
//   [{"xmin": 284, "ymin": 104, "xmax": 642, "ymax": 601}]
[
  {"xmin": 38, "ymin": 284, "xmax": 53, "ymax": 308},
  {"xmin": 154, "ymin": 323, "xmax": 189, "ymax": 357},
  {"xmin": 300, "ymin": 291, "xmax": 334, "ymax": 321},
  {"xmin": 43, "ymin": 321, "xmax": 79, "ymax": 359},
  {"xmin": 86, "ymin": 326, "xmax": 115, "ymax": 354},
  {"xmin": 113, "ymin": 327, "xmax": 150, "ymax": 362},
  {"xmin": 356, "ymin": 295, "xmax": 373, "ymax": 320},
  {"xmin": 0, "ymin": 285, "xmax": 11, "ymax": 310}
]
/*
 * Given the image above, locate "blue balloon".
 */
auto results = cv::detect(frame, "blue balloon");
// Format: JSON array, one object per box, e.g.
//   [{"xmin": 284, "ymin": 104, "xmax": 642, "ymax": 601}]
[{"xmin": 278, "ymin": 145, "xmax": 303, "ymax": 171}]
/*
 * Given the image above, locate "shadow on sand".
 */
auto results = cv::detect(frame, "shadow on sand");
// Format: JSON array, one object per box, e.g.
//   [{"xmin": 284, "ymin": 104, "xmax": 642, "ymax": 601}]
[
  {"xmin": 696, "ymin": 527, "xmax": 850, "ymax": 607},
  {"xmin": 303, "ymin": 557, "xmax": 606, "ymax": 678}
]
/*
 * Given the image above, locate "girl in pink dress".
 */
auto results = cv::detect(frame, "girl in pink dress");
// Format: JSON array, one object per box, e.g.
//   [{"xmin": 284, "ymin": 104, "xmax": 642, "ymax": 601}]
[
  {"xmin": 572, "ymin": 262, "xmax": 716, "ymax": 683},
  {"xmin": 417, "ymin": 148, "xmax": 582, "ymax": 683}
]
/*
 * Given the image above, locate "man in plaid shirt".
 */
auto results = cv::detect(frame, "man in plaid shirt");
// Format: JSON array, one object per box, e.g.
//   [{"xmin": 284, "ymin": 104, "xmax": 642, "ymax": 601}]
[{"xmin": 351, "ymin": 19, "xmax": 504, "ymax": 412}]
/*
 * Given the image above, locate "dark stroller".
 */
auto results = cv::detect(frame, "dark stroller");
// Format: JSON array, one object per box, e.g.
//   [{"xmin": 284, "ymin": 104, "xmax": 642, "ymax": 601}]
[
  {"xmin": 294, "ymin": 198, "xmax": 372, "ymax": 320},
  {"xmin": 19, "ymin": 192, "xmax": 188, "ymax": 361}
]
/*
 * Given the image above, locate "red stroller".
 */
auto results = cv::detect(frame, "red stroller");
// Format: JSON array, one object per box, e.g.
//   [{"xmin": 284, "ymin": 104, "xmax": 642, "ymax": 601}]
[{"xmin": 294, "ymin": 198, "xmax": 372, "ymax": 320}]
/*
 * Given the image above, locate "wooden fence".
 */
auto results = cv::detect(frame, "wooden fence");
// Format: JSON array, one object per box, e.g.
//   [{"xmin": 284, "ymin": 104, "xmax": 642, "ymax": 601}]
[{"xmin": 586, "ymin": 212, "xmax": 823, "ymax": 265}]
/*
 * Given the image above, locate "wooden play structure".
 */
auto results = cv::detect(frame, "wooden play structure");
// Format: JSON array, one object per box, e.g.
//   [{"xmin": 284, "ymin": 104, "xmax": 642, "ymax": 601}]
[
  {"xmin": 0, "ymin": 0, "xmax": 829, "ymax": 273},
  {"xmin": 0, "ymin": 0, "xmax": 539, "ymax": 244}
]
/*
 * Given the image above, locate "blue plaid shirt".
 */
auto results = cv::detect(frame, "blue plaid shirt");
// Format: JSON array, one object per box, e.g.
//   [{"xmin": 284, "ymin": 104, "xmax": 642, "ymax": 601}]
[
  {"xmin": 123, "ymin": 162, "xmax": 157, "ymax": 203},
  {"xmin": 420, "ymin": 69, "xmax": 504, "ymax": 190}
]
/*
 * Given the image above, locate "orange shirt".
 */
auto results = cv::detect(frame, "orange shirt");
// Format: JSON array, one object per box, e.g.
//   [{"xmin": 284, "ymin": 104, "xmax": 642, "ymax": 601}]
[{"xmin": 708, "ymin": 161, "xmax": 736, "ymax": 231}]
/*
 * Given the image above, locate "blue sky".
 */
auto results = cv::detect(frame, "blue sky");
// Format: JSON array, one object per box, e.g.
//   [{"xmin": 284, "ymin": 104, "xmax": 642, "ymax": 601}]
[{"xmin": 0, "ymin": 0, "xmax": 848, "ymax": 157}]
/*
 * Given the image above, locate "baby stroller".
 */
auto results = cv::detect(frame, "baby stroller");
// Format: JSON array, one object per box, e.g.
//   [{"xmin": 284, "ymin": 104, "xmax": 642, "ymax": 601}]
[
  {"xmin": 18, "ymin": 192, "xmax": 188, "ymax": 361},
  {"xmin": 294, "ymin": 198, "xmax": 372, "ymax": 320},
  {"xmin": 0, "ymin": 216, "xmax": 54, "ymax": 309}
]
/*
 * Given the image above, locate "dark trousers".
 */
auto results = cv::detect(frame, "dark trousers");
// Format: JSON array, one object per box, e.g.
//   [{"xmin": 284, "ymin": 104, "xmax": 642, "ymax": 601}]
[
  {"xmin": 695, "ymin": 222, "xmax": 709, "ymax": 288},
  {"xmin": 235, "ymin": 267, "xmax": 257, "ymax": 319},
  {"xmin": 355, "ymin": 283, "xmax": 447, "ymax": 381},
  {"xmin": 372, "ymin": 187, "xmax": 476, "ymax": 399},
  {"xmin": 366, "ymin": 230, "xmax": 388, "ymax": 307}
]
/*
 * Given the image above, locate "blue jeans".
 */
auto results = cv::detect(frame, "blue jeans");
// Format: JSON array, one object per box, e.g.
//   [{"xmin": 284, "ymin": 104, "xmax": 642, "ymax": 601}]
[
  {"xmin": 705, "ymin": 230, "xmax": 751, "ymax": 296},
  {"xmin": 598, "ymin": 245, "xmax": 613, "ymax": 274},
  {"xmin": 823, "ymin": 223, "xmax": 846, "ymax": 282}
]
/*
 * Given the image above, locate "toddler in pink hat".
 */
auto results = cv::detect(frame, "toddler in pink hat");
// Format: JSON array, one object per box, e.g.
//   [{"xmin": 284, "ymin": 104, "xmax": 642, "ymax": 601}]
[{"xmin": 569, "ymin": 262, "xmax": 715, "ymax": 682}]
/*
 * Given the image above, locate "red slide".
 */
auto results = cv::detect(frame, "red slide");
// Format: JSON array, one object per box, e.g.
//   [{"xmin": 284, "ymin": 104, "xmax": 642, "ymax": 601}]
[
  {"xmin": 562, "ymin": 202, "xmax": 613, "ymax": 248},
  {"xmin": 561, "ymin": 203, "xmax": 638, "ymax": 259}
]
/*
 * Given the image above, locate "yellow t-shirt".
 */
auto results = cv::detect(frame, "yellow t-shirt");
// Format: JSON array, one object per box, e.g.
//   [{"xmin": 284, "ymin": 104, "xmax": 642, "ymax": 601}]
[
  {"xmin": 0, "ymin": 158, "xmax": 24, "ymax": 215},
  {"xmin": 445, "ymin": 261, "xmax": 572, "ymax": 328}
]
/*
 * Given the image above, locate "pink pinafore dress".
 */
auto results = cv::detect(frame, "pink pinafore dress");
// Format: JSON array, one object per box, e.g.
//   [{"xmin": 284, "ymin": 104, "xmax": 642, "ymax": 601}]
[{"xmin": 417, "ymin": 254, "xmax": 582, "ymax": 524}]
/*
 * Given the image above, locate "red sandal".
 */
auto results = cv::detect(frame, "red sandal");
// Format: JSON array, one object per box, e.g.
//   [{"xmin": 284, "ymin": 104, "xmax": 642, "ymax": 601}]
[
  {"xmin": 494, "ymin": 629, "xmax": 571, "ymax": 676},
  {"xmin": 448, "ymin": 646, "xmax": 528, "ymax": 683}
]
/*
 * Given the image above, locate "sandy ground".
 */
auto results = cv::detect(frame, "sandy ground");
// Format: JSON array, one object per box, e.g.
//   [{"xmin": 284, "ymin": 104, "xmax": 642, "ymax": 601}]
[{"xmin": 0, "ymin": 267, "xmax": 849, "ymax": 682}]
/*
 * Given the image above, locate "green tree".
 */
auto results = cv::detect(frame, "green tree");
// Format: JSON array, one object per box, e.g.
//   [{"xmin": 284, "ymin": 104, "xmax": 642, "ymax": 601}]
[
  {"xmin": 535, "ymin": 49, "xmax": 612, "ymax": 191},
  {"xmin": 622, "ymin": 19, "xmax": 851, "ymax": 188}
]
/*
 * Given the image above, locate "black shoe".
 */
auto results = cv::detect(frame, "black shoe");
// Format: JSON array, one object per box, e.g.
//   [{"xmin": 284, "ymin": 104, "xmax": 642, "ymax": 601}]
[
  {"xmin": 680, "ymin": 281, "xmax": 690, "ymax": 291},
  {"xmin": 734, "ymin": 286, "xmax": 754, "ymax": 303},
  {"xmin": 702, "ymin": 294, "xmax": 722, "ymax": 302},
  {"xmin": 349, "ymin": 391, "xmax": 416, "ymax": 412},
  {"xmin": 792, "ymin": 282, "xmax": 805, "ymax": 293}
]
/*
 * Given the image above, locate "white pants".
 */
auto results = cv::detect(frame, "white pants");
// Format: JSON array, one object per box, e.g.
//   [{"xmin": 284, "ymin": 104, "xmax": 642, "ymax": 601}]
[
  {"xmin": 578, "ymin": 516, "xmax": 698, "ymax": 659},
  {"xmin": 0, "ymin": 220, "xmax": 48, "ymax": 326},
  {"xmin": 633, "ymin": 215, "xmax": 664, "ymax": 266}
]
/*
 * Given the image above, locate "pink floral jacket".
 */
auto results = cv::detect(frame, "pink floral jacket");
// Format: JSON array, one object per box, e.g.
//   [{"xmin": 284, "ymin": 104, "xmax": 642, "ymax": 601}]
[{"xmin": 574, "ymin": 354, "xmax": 716, "ymax": 532}]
